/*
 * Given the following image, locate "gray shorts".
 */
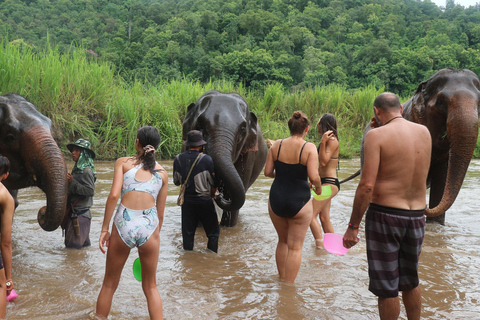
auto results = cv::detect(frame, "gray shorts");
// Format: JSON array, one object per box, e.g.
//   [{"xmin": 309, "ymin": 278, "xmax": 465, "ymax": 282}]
[{"xmin": 366, "ymin": 203, "xmax": 425, "ymax": 298}]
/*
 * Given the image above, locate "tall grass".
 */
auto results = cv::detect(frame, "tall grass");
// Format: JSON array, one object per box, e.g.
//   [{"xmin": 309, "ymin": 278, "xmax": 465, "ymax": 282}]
[{"xmin": 0, "ymin": 40, "xmax": 478, "ymax": 160}]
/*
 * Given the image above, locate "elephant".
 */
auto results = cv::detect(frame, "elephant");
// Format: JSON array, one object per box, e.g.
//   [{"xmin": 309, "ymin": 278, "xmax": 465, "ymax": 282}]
[
  {"xmin": 0, "ymin": 94, "xmax": 68, "ymax": 231},
  {"xmin": 403, "ymin": 68, "xmax": 480, "ymax": 224},
  {"xmin": 341, "ymin": 69, "xmax": 480, "ymax": 225},
  {"xmin": 182, "ymin": 91, "xmax": 268, "ymax": 227}
]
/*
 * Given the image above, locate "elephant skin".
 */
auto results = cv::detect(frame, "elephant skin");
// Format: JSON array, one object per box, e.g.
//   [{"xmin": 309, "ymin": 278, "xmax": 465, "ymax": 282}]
[
  {"xmin": 341, "ymin": 69, "xmax": 480, "ymax": 224},
  {"xmin": 183, "ymin": 91, "xmax": 268, "ymax": 227},
  {"xmin": 403, "ymin": 68, "xmax": 480, "ymax": 224},
  {"xmin": 0, "ymin": 94, "xmax": 68, "ymax": 231}
]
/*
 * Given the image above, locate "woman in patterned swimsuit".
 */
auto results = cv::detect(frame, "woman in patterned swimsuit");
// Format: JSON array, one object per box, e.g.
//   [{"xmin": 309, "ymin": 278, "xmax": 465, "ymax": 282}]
[
  {"xmin": 310, "ymin": 113, "xmax": 340, "ymax": 248},
  {"xmin": 96, "ymin": 126, "xmax": 168, "ymax": 320}
]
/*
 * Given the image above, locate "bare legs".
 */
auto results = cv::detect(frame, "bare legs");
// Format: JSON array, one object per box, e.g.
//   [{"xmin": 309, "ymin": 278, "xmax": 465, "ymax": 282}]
[
  {"xmin": 378, "ymin": 286, "xmax": 421, "ymax": 320},
  {"xmin": 138, "ymin": 229, "xmax": 163, "ymax": 319},
  {"xmin": 269, "ymin": 201, "xmax": 312, "ymax": 283},
  {"xmin": 95, "ymin": 226, "xmax": 163, "ymax": 319},
  {"xmin": 310, "ymin": 185, "xmax": 338, "ymax": 244},
  {"xmin": 403, "ymin": 286, "xmax": 422, "ymax": 320}
]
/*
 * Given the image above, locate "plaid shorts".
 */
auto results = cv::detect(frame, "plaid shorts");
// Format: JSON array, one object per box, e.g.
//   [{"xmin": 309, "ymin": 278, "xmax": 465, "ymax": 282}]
[{"xmin": 365, "ymin": 203, "xmax": 425, "ymax": 298}]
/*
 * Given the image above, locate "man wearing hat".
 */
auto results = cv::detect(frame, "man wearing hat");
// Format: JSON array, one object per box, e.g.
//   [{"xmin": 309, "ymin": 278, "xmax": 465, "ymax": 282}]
[
  {"xmin": 64, "ymin": 139, "xmax": 96, "ymax": 249},
  {"xmin": 173, "ymin": 130, "xmax": 220, "ymax": 253}
]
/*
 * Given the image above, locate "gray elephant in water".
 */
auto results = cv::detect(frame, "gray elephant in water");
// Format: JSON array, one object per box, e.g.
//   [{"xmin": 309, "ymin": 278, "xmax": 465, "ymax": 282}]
[
  {"xmin": 0, "ymin": 94, "xmax": 68, "ymax": 231},
  {"xmin": 341, "ymin": 69, "xmax": 480, "ymax": 224},
  {"xmin": 182, "ymin": 91, "xmax": 268, "ymax": 227}
]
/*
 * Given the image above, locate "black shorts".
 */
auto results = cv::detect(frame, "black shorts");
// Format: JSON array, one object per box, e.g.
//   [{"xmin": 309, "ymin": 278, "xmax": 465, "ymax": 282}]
[{"xmin": 366, "ymin": 203, "xmax": 425, "ymax": 298}]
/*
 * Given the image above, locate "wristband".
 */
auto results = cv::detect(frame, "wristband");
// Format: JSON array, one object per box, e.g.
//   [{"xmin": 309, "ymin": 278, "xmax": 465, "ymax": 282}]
[
  {"xmin": 348, "ymin": 223, "xmax": 359, "ymax": 230},
  {"xmin": 101, "ymin": 230, "xmax": 109, "ymax": 233},
  {"xmin": 6, "ymin": 280, "xmax": 12, "ymax": 289}
]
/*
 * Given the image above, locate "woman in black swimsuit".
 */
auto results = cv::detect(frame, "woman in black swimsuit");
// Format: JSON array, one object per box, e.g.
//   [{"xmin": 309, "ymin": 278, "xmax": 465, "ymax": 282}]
[
  {"xmin": 265, "ymin": 111, "xmax": 321, "ymax": 283},
  {"xmin": 310, "ymin": 113, "xmax": 340, "ymax": 248}
]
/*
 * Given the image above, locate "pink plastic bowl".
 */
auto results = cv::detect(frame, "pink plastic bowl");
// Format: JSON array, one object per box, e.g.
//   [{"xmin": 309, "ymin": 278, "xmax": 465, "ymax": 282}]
[
  {"xmin": 7, "ymin": 289, "xmax": 17, "ymax": 302},
  {"xmin": 323, "ymin": 233, "xmax": 349, "ymax": 255}
]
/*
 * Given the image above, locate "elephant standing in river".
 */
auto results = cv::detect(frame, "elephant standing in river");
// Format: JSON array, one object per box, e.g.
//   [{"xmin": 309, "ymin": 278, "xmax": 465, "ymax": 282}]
[
  {"xmin": 0, "ymin": 94, "xmax": 68, "ymax": 231},
  {"xmin": 183, "ymin": 91, "xmax": 268, "ymax": 227},
  {"xmin": 342, "ymin": 69, "xmax": 480, "ymax": 224},
  {"xmin": 403, "ymin": 68, "xmax": 480, "ymax": 224}
]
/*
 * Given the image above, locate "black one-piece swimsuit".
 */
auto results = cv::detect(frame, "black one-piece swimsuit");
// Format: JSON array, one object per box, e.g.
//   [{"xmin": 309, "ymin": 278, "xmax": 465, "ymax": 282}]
[{"xmin": 269, "ymin": 140, "xmax": 310, "ymax": 218}]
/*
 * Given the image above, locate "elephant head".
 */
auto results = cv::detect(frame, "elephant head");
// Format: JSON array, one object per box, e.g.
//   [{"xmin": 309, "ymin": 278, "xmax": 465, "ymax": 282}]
[
  {"xmin": 0, "ymin": 94, "xmax": 68, "ymax": 231},
  {"xmin": 403, "ymin": 69, "xmax": 480, "ymax": 223},
  {"xmin": 183, "ymin": 91, "xmax": 267, "ymax": 224}
]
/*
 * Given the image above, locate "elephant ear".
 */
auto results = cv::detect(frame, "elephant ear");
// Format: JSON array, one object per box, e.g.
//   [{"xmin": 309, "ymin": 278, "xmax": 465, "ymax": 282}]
[
  {"xmin": 242, "ymin": 111, "xmax": 259, "ymax": 153},
  {"xmin": 183, "ymin": 103, "xmax": 197, "ymax": 140},
  {"xmin": 411, "ymin": 81, "xmax": 427, "ymax": 125}
]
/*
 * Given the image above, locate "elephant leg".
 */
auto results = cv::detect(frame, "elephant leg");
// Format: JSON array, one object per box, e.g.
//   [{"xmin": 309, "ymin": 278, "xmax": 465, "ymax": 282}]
[
  {"xmin": 221, "ymin": 210, "xmax": 239, "ymax": 227},
  {"xmin": 427, "ymin": 162, "xmax": 447, "ymax": 225}
]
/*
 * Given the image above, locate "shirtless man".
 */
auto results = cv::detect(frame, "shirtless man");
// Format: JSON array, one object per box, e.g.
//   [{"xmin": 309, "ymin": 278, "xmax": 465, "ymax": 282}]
[{"xmin": 343, "ymin": 92, "xmax": 432, "ymax": 320}]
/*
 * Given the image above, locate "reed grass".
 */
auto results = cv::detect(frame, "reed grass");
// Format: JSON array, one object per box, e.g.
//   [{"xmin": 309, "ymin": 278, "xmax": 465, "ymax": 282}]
[{"xmin": 0, "ymin": 40, "xmax": 478, "ymax": 160}]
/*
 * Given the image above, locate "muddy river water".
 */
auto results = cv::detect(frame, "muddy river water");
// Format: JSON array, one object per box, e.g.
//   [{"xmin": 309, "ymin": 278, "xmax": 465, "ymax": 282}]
[{"xmin": 5, "ymin": 158, "xmax": 480, "ymax": 319}]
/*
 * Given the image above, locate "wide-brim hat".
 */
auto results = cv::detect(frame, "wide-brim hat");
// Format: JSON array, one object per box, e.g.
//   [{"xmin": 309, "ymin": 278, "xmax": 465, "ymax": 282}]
[
  {"xmin": 67, "ymin": 138, "xmax": 96, "ymax": 159},
  {"xmin": 184, "ymin": 130, "xmax": 207, "ymax": 148}
]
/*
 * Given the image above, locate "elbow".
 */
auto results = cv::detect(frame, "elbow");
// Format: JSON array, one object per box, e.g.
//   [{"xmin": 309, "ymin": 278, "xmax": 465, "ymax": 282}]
[
  {"xmin": 107, "ymin": 193, "xmax": 120, "ymax": 204},
  {"xmin": 358, "ymin": 182, "xmax": 374, "ymax": 196},
  {"xmin": 1, "ymin": 239, "xmax": 11, "ymax": 250}
]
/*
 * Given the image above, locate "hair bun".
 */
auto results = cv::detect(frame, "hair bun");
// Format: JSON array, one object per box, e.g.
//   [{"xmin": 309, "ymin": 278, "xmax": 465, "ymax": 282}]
[{"xmin": 293, "ymin": 111, "xmax": 302, "ymax": 119}]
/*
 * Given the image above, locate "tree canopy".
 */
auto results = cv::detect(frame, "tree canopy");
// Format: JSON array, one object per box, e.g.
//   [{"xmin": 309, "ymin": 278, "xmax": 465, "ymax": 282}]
[{"xmin": 2, "ymin": 0, "xmax": 480, "ymax": 96}]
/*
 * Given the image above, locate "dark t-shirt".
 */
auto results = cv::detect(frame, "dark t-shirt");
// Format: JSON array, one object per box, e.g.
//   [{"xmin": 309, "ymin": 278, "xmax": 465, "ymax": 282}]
[{"xmin": 173, "ymin": 150, "xmax": 218, "ymax": 204}]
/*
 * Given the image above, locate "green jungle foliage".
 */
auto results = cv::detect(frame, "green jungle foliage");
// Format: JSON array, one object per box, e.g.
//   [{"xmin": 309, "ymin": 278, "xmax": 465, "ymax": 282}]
[
  {"xmin": 2, "ymin": 0, "xmax": 480, "ymax": 95},
  {"xmin": 0, "ymin": 0, "xmax": 479, "ymax": 159}
]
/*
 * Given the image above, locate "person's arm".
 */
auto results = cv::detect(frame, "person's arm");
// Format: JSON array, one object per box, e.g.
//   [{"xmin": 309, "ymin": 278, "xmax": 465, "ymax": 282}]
[
  {"xmin": 156, "ymin": 167, "xmax": 168, "ymax": 232},
  {"xmin": 0, "ymin": 190, "xmax": 15, "ymax": 288},
  {"xmin": 343, "ymin": 131, "xmax": 380, "ymax": 248},
  {"xmin": 264, "ymin": 140, "xmax": 277, "ymax": 178},
  {"xmin": 318, "ymin": 131, "xmax": 339, "ymax": 167},
  {"xmin": 68, "ymin": 168, "xmax": 95, "ymax": 197},
  {"xmin": 99, "ymin": 158, "xmax": 124, "ymax": 253},
  {"xmin": 305, "ymin": 143, "xmax": 322, "ymax": 193},
  {"xmin": 172, "ymin": 156, "xmax": 182, "ymax": 186}
]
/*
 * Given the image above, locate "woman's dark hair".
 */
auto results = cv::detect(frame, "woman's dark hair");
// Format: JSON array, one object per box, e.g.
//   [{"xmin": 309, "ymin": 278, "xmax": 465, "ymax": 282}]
[
  {"xmin": 136, "ymin": 126, "xmax": 161, "ymax": 173},
  {"xmin": 0, "ymin": 156, "xmax": 9, "ymax": 176},
  {"xmin": 318, "ymin": 113, "xmax": 339, "ymax": 141},
  {"xmin": 288, "ymin": 111, "xmax": 310, "ymax": 136}
]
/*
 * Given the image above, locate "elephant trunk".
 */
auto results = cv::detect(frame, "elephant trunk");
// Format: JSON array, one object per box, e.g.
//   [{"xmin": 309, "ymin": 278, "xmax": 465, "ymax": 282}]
[
  {"xmin": 208, "ymin": 142, "xmax": 246, "ymax": 212},
  {"xmin": 22, "ymin": 127, "xmax": 68, "ymax": 231},
  {"xmin": 425, "ymin": 107, "xmax": 479, "ymax": 218}
]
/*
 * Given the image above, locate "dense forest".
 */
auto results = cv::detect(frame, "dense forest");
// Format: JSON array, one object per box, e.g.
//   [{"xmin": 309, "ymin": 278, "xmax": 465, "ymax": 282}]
[{"xmin": 2, "ymin": 0, "xmax": 480, "ymax": 96}]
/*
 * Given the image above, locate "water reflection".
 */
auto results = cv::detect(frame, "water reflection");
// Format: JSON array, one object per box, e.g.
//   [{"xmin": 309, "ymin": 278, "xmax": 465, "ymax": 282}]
[{"xmin": 4, "ymin": 159, "xmax": 480, "ymax": 319}]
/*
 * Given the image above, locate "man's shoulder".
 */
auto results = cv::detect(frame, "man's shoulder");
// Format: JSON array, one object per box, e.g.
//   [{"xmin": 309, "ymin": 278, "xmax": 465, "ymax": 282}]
[{"xmin": 0, "ymin": 185, "xmax": 13, "ymax": 203}]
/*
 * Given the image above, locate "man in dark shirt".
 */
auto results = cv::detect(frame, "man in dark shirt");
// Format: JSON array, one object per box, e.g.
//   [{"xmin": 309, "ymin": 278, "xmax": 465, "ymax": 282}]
[{"xmin": 173, "ymin": 130, "xmax": 219, "ymax": 253}]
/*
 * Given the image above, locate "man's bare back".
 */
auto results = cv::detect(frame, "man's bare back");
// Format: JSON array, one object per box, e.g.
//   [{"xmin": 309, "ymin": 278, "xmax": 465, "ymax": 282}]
[{"xmin": 364, "ymin": 118, "xmax": 431, "ymax": 210}]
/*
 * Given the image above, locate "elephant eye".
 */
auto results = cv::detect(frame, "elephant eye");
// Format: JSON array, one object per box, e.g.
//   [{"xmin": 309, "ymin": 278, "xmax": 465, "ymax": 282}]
[{"xmin": 5, "ymin": 133, "xmax": 15, "ymax": 144}]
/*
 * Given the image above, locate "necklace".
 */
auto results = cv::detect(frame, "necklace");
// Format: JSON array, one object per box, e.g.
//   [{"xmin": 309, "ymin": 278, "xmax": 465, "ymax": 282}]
[{"xmin": 383, "ymin": 116, "xmax": 402, "ymax": 126}]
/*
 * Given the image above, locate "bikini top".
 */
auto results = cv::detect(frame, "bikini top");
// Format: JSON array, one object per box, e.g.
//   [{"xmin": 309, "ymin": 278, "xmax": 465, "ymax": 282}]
[{"xmin": 122, "ymin": 164, "xmax": 163, "ymax": 201}]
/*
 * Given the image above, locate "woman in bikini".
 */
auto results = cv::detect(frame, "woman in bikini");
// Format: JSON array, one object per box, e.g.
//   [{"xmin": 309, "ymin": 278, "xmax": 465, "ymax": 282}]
[
  {"xmin": 265, "ymin": 111, "xmax": 321, "ymax": 283},
  {"xmin": 96, "ymin": 126, "xmax": 168, "ymax": 320},
  {"xmin": 310, "ymin": 113, "xmax": 340, "ymax": 247}
]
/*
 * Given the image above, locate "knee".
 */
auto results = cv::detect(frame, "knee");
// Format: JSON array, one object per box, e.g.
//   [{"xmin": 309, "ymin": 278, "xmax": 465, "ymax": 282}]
[{"xmin": 319, "ymin": 213, "xmax": 330, "ymax": 224}]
